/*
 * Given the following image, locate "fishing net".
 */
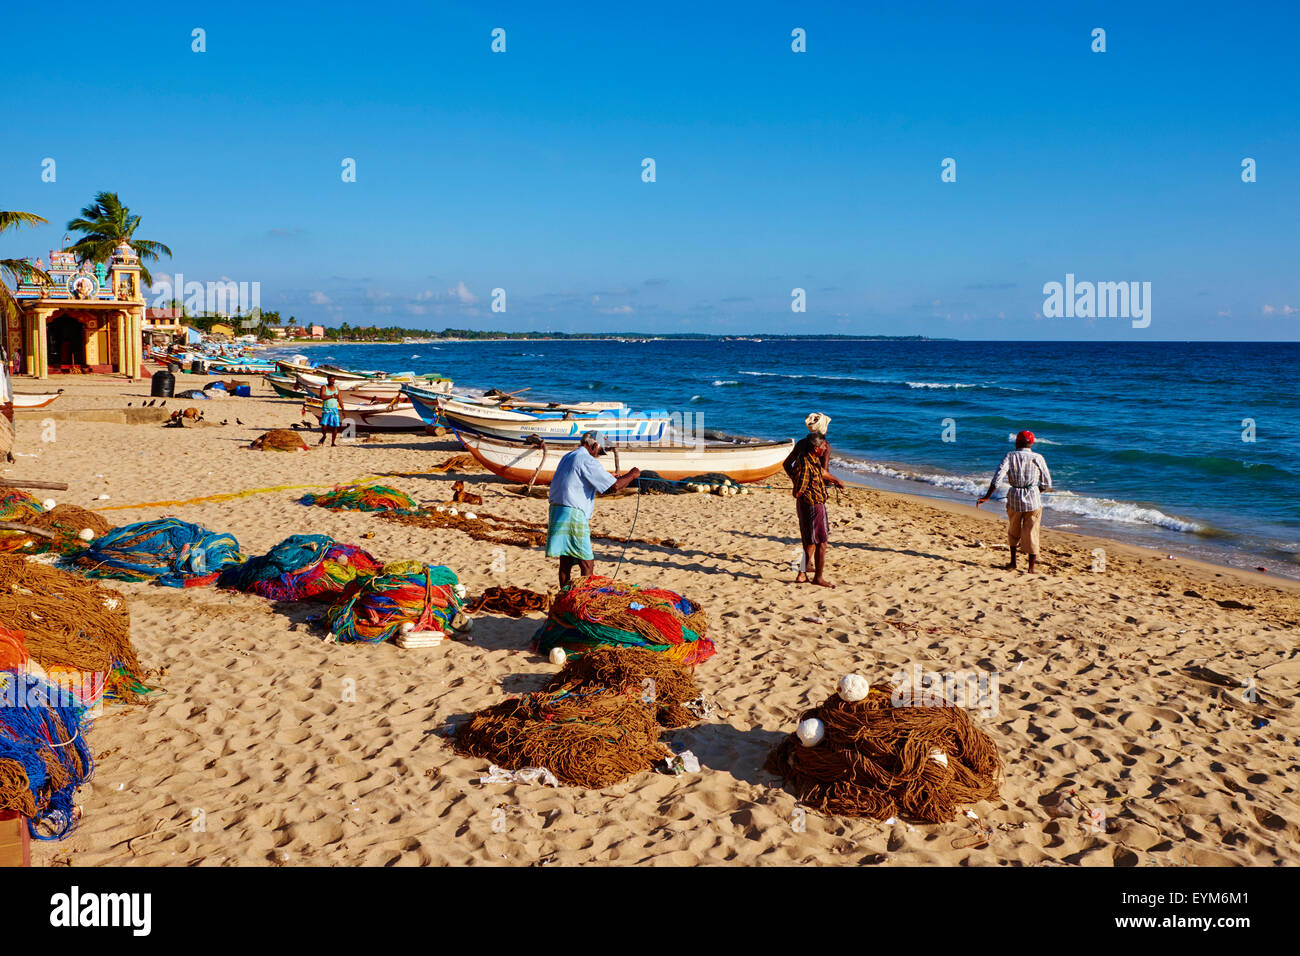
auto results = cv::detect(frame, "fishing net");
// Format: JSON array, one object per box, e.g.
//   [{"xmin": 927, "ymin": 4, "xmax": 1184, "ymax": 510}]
[
  {"xmin": 636, "ymin": 471, "xmax": 734, "ymax": 495},
  {"xmin": 0, "ymin": 489, "xmax": 44, "ymax": 522},
  {"xmin": 465, "ymin": 585, "xmax": 550, "ymax": 617},
  {"xmin": 0, "ymin": 504, "xmax": 112, "ymax": 557},
  {"xmin": 764, "ymin": 682, "xmax": 1002, "ymax": 823},
  {"xmin": 327, "ymin": 561, "xmax": 464, "ymax": 643},
  {"xmin": 545, "ymin": 646, "xmax": 706, "ymax": 729},
  {"xmin": 429, "ymin": 454, "xmax": 478, "ymax": 473},
  {"xmin": 65, "ymin": 518, "xmax": 244, "ymax": 588},
  {"xmin": 454, "ymin": 686, "xmax": 668, "ymax": 788},
  {"xmin": 0, "ymin": 669, "xmax": 95, "ymax": 839},
  {"xmin": 217, "ymin": 534, "xmax": 383, "ymax": 602},
  {"xmin": 381, "ymin": 509, "xmax": 545, "ymax": 548},
  {"xmin": 532, "ymin": 575, "xmax": 715, "ymax": 664},
  {"xmin": 301, "ymin": 482, "xmax": 418, "ymax": 513},
  {"xmin": 247, "ymin": 429, "xmax": 310, "ymax": 451},
  {"xmin": 0, "ymin": 556, "xmax": 152, "ymax": 704}
]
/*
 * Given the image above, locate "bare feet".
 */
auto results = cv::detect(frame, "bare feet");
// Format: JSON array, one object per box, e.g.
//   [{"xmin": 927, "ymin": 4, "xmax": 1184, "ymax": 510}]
[
  {"xmin": 810, "ymin": 577, "xmax": 836, "ymax": 588},
  {"xmin": 794, "ymin": 571, "xmax": 808, "ymax": 583}
]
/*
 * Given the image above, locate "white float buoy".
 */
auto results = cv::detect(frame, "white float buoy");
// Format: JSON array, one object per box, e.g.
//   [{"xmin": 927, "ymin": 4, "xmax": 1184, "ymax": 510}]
[
  {"xmin": 42, "ymin": 499, "xmax": 56, "ymax": 511},
  {"xmin": 78, "ymin": 528, "xmax": 95, "ymax": 542},
  {"xmin": 796, "ymin": 717, "xmax": 825, "ymax": 747},
  {"xmin": 400, "ymin": 621, "xmax": 416, "ymax": 635},
  {"xmin": 464, "ymin": 511, "xmax": 477, "ymax": 521},
  {"xmin": 929, "ymin": 749, "xmax": 949, "ymax": 768},
  {"xmin": 549, "ymin": 647, "xmax": 567, "ymax": 666},
  {"xmin": 448, "ymin": 508, "xmax": 459, "ymax": 517},
  {"xmin": 838, "ymin": 673, "xmax": 870, "ymax": 703}
]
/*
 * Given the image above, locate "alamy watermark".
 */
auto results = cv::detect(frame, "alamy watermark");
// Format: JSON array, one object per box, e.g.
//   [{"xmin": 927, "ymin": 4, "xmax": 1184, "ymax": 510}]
[
  {"xmin": 1042, "ymin": 273, "xmax": 1150, "ymax": 328},
  {"xmin": 890, "ymin": 663, "xmax": 1000, "ymax": 719}
]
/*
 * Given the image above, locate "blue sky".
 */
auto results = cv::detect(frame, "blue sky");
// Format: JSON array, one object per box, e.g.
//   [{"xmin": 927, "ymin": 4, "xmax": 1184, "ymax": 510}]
[{"xmin": 2, "ymin": 0, "xmax": 1297, "ymax": 339}]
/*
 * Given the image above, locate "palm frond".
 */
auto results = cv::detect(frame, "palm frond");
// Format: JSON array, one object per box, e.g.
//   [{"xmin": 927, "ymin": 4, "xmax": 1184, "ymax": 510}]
[{"xmin": 0, "ymin": 211, "xmax": 49, "ymax": 233}]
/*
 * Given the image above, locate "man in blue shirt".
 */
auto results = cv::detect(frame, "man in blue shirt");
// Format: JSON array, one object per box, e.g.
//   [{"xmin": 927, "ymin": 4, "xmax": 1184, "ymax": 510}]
[{"xmin": 547, "ymin": 431, "xmax": 640, "ymax": 586}]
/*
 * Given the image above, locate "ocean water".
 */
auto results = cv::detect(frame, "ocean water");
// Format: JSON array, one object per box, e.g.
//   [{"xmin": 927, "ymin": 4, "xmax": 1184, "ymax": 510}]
[{"xmin": 273, "ymin": 339, "xmax": 1300, "ymax": 580}]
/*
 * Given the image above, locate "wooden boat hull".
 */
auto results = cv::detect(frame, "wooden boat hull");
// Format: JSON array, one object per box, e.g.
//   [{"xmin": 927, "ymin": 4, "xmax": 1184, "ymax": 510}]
[
  {"xmin": 268, "ymin": 375, "xmax": 309, "ymax": 399},
  {"xmin": 455, "ymin": 431, "xmax": 793, "ymax": 485},
  {"xmin": 442, "ymin": 406, "xmax": 670, "ymax": 443},
  {"xmin": 302, "ymin": 398, "xmax": 428, "ymax": 431},
  {"xmin": 12, "ymin": 391, "xmax": 63, "ymax": 410}
]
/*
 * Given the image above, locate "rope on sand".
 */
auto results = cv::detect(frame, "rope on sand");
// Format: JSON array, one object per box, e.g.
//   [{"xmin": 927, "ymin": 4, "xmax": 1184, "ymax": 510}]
[
  {"xmin": 0, "ymin": 555, "xmax": 153, "ymax": 704},
  {"xmin": 544, "ymin": 646, "xmax": 707, "ymax": 729},
  {"xmin": 454, "ymin": 686, "xmax": 668, "ymax": 789},
  {"xmin": 765, "ymin": 680, "xmax": 1002, "ymax": 823}
]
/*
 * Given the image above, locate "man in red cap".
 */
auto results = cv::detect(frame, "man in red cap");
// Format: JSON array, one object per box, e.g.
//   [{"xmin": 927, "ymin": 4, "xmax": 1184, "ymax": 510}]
[{"xmin": 977, "ymin": 430, "xmax": 1053, "ymax": 572}]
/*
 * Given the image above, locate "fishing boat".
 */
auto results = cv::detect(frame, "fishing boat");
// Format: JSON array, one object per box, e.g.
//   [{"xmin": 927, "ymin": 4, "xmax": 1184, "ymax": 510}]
[
  {"xmin": 296, "ymin": 372, "xmax": 452, "ymax": 402},
  {"xmin": 441, "ymin": 404, "xmax": 672, "ymax": 443},
  {"xmin": 11, "ymin": 390, "xmax": 64, "ymax": 410},
  {"xmin": 455, "ymin": 430, "xmax": 794, "ymax": 485},
  {"xmin": 301, "ymin": 396, "xmax": 428, "ymax": 431},
  {"xmin": 268, "ymin": 374, "xmax": 309, "ymax": 399},
  {"xmin": 275, "ymin": 358, "xmax": 369, "ymax": 381},
  {"xmin": 402, "ymin": 383, "xmax": 628, "ymax": 429}
]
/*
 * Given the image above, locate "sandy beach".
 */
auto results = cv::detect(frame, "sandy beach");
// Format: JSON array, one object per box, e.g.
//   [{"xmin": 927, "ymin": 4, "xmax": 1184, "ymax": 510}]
[{"xmin": 9, "ymin": 374, "xmax": 1299, "ymax": 867}]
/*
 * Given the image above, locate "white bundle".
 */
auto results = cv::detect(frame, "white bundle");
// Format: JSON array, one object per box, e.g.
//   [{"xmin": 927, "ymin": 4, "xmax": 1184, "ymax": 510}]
[{"xmin": 837, "ymin": 673, "xmax": 870, "ymax": 703}]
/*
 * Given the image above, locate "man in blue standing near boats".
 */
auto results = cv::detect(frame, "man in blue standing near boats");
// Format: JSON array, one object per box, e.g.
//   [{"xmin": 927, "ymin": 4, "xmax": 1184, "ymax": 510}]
[{"xmin": 547, "ymin": 431, "xmax": 641, "ymax": 587}]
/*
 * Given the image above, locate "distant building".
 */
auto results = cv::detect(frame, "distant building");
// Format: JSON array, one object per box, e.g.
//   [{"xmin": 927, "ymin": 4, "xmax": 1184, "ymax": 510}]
[
  {"xmin": 209, "ymin": 322, "xmax": 235, "ymax": 337},
  {"xmin": 309, "ymin": 325, "xmax": 325, "ymax": 339}
]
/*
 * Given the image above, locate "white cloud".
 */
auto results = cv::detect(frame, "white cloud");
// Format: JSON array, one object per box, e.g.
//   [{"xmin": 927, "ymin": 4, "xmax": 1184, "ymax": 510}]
[
  {"xmin": 309, "ymin": 290, "xmax": 331, "ymax": 305},
  {"xmin": 598, "ymin": 305, "xmax": 634, "ymax": 315},
  {"xmin": 1262, "ymin": 303, "xmax": 1296, "ymax": 315},
  {"xmin": 450, "ymin": 281, "xmax": 478, "ymax": 305}
]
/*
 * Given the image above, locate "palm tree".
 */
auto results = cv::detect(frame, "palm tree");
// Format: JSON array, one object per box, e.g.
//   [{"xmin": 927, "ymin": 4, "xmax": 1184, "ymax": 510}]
[
  {"xmin": 0, "ymin": 210, "xmax": 52, "ymax": 325},
  {"xmin": 66, "ymin": 192, "xmax": 172, "ymax": 287}
]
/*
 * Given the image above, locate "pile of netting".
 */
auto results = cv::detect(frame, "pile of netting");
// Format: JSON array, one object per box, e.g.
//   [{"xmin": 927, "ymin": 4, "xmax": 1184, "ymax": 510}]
[
  {"xmin": 454, "ymin": 686, "xmax": 668, "ymax": 788},
  {"xmin": 429, "ymin": 454, "xmax": 477, "ymax": 474},
  {"xmin": 635, "ymin": 471, "xmax": 733, "ymax": 495},
  {"xmin": 65, "ymin": 518, "xmax": 244, "ymax": 588},
  {"xmin": 545, "ymin": 646, "xmax": 707, "ymax": 729},
  {"xmin": 532, "ymin": 576, "xmax": 715, "ymax": 664},
  {"xmin": 247, "ymin": 429, "xmax": 310, "ymax": 451},
  {"xmin": 301, "ymin": 482, "xmax": 418, "ymax": 513},
  {"xmin": 0, "ymin": 489, "xmax": 44, "ymax": 523},
  {"xmin": 0, "ymin": 502, "xmax": 112, "ymax": 557},
  {"xmin": 465, "ymin": 585, "xmax": 549, "ymax": 617},
  {"xmin": 764, "ymin": 681, "xmax": 1002, "ymax": 823},
  {"xmin": 0, "ymin": 556, "xmax": 153, "ymax": 705},
  {"xmin": 0, "ymin": 666, "xmax": 95, "ymax": 840},
  {"xmin": 218, "ymin": 534, "xmax": 382, "ymax": 602},
  {"xmin": 327, "ymin": 561, "xmax": 465, "ymax": 643}
]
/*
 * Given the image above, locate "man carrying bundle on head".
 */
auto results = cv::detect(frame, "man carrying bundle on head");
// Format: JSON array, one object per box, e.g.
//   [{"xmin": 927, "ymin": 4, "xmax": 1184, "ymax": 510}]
[
  {"xmin": 547, "ymin": 431, "xmax": 640, "ymax": 587},
  {"xmin": 977, "ymin": 430, "xmax": 1053, "ymax": 573},
  {"xmin": 784, "ymin": 412, "xmax": 844, "ymax": 588}
]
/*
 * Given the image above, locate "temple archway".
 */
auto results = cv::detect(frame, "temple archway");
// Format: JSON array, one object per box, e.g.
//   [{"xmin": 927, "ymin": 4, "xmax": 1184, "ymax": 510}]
[{"xmin": 47, "ymin": 313, "xmax": 86, "ymax": 370}]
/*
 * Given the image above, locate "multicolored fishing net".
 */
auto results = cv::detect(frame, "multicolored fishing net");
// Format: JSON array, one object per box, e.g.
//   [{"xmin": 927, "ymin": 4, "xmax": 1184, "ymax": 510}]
[
  {"xmin": 0, "ymin": 669, "xmax": 94, "ymax": 840},
  {"xmin": 327, "ymin": 561, "xmax": 463, "ymax": 643},
  {"xmin": 65, "ymin": 518, "xmax": 244, "ymax": 587},
  {"xmin": 0, "ymin": 489, "xmax": 44, "ymax": 523},
  {"xmin": 218, "ymin": 534, "xmax": 382, "ymax": 602},
  {"xmin": 300, "ymin": 483, "xmax": 418, "ymax": 514},
  {"xmin": 532, "ymin": 575, "xmax": 715, "ymax": 664}
]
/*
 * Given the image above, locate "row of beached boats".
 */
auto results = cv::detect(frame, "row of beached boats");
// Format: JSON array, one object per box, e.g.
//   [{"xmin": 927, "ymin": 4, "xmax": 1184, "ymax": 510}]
[{"xmin": 277, "ymin": 358, "xmax": 792, "ymax": 485}]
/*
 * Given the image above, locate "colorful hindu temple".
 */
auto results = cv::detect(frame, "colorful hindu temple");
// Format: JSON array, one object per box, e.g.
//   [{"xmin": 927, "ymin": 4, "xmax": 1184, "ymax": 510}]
[{"xmin": 2, "ymin": 242, "xmax": 146, "ymax": 378}]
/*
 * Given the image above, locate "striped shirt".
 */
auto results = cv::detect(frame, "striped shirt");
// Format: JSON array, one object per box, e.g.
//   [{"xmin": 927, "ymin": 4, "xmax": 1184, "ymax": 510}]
[{"xmin": 986, "ymin": 448, "xmax": 1052, "ymax": 513}]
